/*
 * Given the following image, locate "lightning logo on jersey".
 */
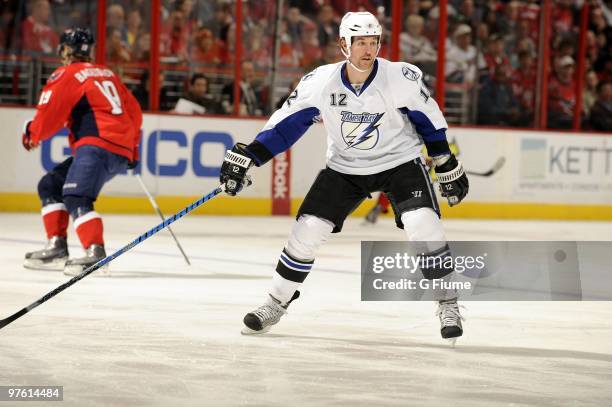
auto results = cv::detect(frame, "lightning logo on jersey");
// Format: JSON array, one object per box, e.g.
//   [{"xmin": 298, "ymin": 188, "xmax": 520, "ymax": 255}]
[{"xmin": 340, "ymin": 111, "xmax": 384, "ymax": 150}]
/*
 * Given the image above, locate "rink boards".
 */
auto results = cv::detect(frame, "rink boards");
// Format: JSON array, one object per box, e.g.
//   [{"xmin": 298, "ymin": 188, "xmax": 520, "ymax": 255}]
[{"xmin": 0, "ymin": 107, "xmax": 611, "ymax": 220}]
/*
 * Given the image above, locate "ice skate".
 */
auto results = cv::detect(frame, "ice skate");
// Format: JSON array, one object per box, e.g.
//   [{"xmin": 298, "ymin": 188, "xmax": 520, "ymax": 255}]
[
  {"xmin": 436, "ymin": 298, "xmax": 464, "ymax": 344},
  {"xmin": 242, "ymin": 291, "xmax": 300, "ymax": 335},
  {"xmin": 63, "ymin": 244, "xmax": 109, "ymax": 277},
  {"xmin": 23, "ymin": 236, "xmax": 69, "ymax": 271}
]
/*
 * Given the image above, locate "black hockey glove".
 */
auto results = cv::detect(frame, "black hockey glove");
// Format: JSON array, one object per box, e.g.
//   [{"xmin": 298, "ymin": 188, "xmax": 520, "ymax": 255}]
[
  {"xmin": 220, "ymin": 143, "xmax": 253, "ymax": 196},
  {"xmin": 434, "ymin": 155, "xmax": 469, "ymax": 207}
]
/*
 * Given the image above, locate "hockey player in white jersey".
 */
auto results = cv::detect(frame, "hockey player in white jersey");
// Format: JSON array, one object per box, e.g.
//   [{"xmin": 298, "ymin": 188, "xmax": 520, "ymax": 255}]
[{"xmin": 220, "ymin": 12, "xmax": 469, "ymax": 340}]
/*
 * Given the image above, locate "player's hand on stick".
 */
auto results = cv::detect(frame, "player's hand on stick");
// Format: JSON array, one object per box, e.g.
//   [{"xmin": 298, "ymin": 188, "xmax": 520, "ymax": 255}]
[
  {"xmin": 21, "ymin": 120, "xmax": 39, "ymax": 151},
  {"xmin": 434, "ymin": 154, "xmax": 469, "ymax": 206},
  {"xmin": 128, "ymin": 145, "xmax": 140, "ymax": 169},
  {"xmin": 220, "ymin": 143, "xmax": 254, "ymax": 196}
]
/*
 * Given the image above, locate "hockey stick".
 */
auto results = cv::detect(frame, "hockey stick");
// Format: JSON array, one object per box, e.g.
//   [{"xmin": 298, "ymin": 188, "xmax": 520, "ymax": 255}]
[
  {"xmin": 465, "ymin": 156, "xmax": 505, "ymax": 177},
  {"xmin": 136, "ymin": 174, "xmax": 191, "ymax": 265},
  {"xmin": 0, "ymin": 185, "xmax": 224, "ymax": 330}
]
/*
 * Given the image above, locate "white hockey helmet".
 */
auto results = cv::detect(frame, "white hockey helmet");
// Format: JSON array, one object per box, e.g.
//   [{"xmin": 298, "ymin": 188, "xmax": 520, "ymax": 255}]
[{"xmin": 339, "ymin": 11, "xmax": 382, "ymax": 59}]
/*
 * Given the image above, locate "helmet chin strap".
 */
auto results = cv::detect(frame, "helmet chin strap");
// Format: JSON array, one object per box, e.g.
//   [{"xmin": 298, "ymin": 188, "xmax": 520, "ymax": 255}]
[
  {"xmin": 341, "ymin": 40, "xmax": 380, "ymax": 74},
  {"xmin": 347, "ymin": 59, "xmax": 371, "ymax": 73}
]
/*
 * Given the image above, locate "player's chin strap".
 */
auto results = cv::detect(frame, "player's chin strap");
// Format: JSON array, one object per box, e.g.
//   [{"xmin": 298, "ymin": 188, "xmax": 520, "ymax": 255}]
[
  {"xmin": 345, "ymin": 59, "xmax": 371, "ymax": 73},
  {"xmin": 341, "ymin": 41, "xmax": 381, "ymax": 74}
]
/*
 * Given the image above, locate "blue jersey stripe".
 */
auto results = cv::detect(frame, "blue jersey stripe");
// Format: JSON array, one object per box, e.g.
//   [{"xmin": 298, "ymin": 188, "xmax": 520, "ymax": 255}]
[
  {"xmin": 399, "ymin": 107, "xmax": 448, "ymax": 142},
  {"xmin": 399, "ymin": 107, "xmax": 450, "ymax": 156},
  {"xmin": 254, "ymin": 107, "xmax": 320, "ymax": 158}
]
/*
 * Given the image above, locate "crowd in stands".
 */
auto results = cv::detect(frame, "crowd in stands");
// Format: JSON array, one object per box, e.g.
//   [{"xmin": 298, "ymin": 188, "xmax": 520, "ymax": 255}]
[
  {"xmin": 427, "ymin": 0, "xmax": 612, "ymax": 130},
  {"xmin": 0, "ymin": 0, "xmax": 611, "ymax": 131}
]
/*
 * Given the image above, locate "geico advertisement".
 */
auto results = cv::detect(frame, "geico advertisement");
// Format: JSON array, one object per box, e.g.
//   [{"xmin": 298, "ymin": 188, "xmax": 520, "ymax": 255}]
[{"xmin": 6, "ymin": 111, "xmax": 272, "ymax": 197}]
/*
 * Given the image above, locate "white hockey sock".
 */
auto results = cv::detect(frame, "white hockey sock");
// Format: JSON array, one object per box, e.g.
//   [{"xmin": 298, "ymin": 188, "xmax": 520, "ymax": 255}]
[
  {"xmin": 269, "ymin": 215, "xmax": 334, "ymax": 304},
  {"xmin": 401, "ymin": 208, "xmax": 457, "ymax": 301}
]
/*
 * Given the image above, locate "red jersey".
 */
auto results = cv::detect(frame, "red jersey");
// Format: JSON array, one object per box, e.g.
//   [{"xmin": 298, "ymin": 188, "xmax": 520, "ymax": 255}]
[
  {"xmin": 548, "ymin": 76, "xmax": 576, "ymax": 117},
  {"xmin": 28, "ymin": 62, "xmax": 142, "ymax": 161},
  {"xmin": 511, "ymin": 66, "xmax": 537, "ymax": 110},
  {"xmin": 191, "ymin": 42, "xmax": 223, "ymax": 65}
]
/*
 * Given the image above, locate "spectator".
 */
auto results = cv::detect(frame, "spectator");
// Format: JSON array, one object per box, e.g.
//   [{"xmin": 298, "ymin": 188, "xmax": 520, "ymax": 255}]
[
  {"xmin": 176, "ymin": 0, "xmax": 196, "ymax": 28},
  {"xmin": 132, "ymin": 71, "xmax": 172, "ymax": 111},
  {"xmin": 424, "ymin": 4, "xmax": 457, "ymax": 45},
  {"xmin": 21, "ymin": 0, "xmax": 58, "ymax": 54},
  {"xmin": 305, "ymin": 40, "xmax": 342, "ymax": 71},
  {"xmin": 586, "ymin": 30, "xmax": 600, "ymax": 66},
  {"xmin": 583, "ymin": 70, "xmax": 599, "ymax": 116},
  {"xmin": 518, "ymin": 0, "xmax": 540, "ymax": 43},
  {"xmin": 475, "ymin": 21, "xmax": 490, "ymax": 47},
  {"xmin": 175, "ymin": 0, "xmax": 198, "ymax": 47},
  {"xmin": 317, "ymin": 5, "xmax": 339, "ymax": 47},
  {"xmin": 596, "ymin": 53, "xmax": 612, "ymax": 82},
  {"xmin": 445, "ymin": 24, "xmax": 483, "ymax": 84},
  {"xmin": 126, "ymin": 0, "xmax": 149, "ymax": 19},
  {"xmin": 494, "ymin": 0, "xmax": 520, "ymax": 38},
  {"xmin": 555, "ymin": 37, "xmax": 576, "ymax": 60},
  {"xmin": 243, "ymin": 25, "xmax": 271, "ymax": 69},
  {"xmin": 589, "ymin": 80, "xmax": 612, "ymax": 131},
  {"xmin": 131, "ymin": 32, "xmax": 150, "ymax": 62},
  {"xmin": 548, "ymin": 55, "xmax": 578, "ymax": 129},
  {"xmin": 400, "ymin": 14, "xmax": 437, "ymax": 73},
  {"xmin": 107, "ymin": 4, "xmax": 128, "ymax": 43},
  {"xmin": 454, "ymin": 0, "xmax": 478, "ymax": 29},
  {"xmin": 289, "ymin": 0, "xmax": 319, "ymax": 17},
  {"xmin": 191, "ymin": 28, "xmax": 222, "ymax": 65},
  {"xmin": 477, "ymin": 63, "xmax": 524, "ymax": 126},
  {"xmin": 173, "ymin": 74, "xmax": 221, "ymax": 114},
  {"xmin": 221, "ymin": 61, "xmax": 267, "ymax": 116},
  {"xmin": 161, "ymin": 9, "xmax": 189, "ymax": 61},
  {"xmin": 126, "ymin": 9, "xmax": 142, "ymax": 49},
  {"xmin": 483, "ymin": 33, "xmax": 510, "ymax": 79},
  {"xmin": 276, "ymin": 19, "xmax": 300, "ymax": 68},
  {"xmin": 286, "ymin": 7, "xmax": 308, "ymax": 44},
  {"xmin": 299, "ymin": 22, "xmax": 322, "ymax": 68},
  {"xmin": 204, "ymin": 2, "xmax": 233, "ymax": 43},
  {"xmin": 511, "ymin": 50, "xmax": 537, "ymax": 125},
  {"xmin": 514, "ymin": 18, "xmax": 537, "ymax": 52},
  {"xmin": 552, "ymin": 0, "xmax": 576, "ymax": 36},
  {"xmin": 512, "ymin": 34, "xmax": 536, "ymax": 68},
  {"xmin": 107, "ymin": 29, "xmax": 131, "ymax": 63}
]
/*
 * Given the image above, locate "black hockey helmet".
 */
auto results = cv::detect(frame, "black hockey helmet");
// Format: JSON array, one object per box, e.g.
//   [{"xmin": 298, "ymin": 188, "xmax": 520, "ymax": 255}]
[{"xmin": 59, "ymin": 27, "xmax": 95, "ymax": 59}]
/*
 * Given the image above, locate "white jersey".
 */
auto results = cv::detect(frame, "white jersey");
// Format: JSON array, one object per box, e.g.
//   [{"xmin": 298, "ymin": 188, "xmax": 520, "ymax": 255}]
[{"xmin": 253, "ymin": 57, "xmax": 449, "ymax": 175}]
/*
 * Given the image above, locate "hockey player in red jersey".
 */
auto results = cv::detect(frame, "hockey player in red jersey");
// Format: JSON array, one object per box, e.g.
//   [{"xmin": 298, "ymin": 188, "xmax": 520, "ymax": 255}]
[{"xmin": 22, "ymin": 27, "xmax": 142, "ymax": 276}]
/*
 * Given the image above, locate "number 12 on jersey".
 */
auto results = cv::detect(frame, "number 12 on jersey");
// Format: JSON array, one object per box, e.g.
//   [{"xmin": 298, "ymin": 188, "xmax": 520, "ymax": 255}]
[{"xmin": 94, "ymin": 80, "xmax": 123, "ymax": 115}]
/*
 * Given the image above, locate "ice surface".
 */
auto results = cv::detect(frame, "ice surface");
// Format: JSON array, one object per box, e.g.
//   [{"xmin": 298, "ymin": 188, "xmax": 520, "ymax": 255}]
[{"xmin": 1, "ymin": 213, "xmax": 611, "ymax": 406}]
